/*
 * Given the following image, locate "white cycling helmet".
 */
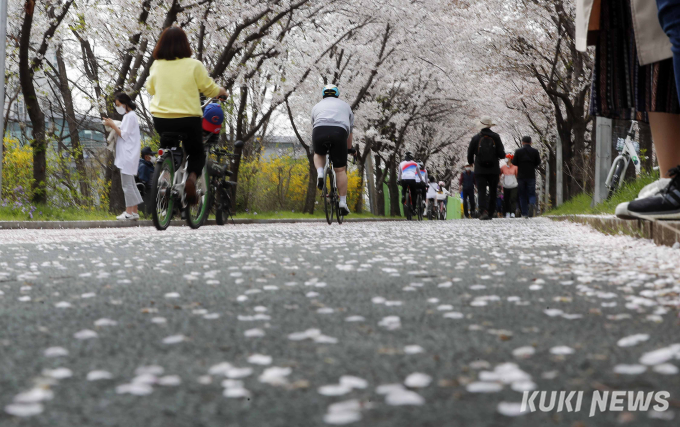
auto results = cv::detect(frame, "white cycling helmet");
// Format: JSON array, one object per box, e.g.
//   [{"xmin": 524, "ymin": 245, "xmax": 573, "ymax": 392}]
[{"xmin": 322, "ymin": 84, "xmax": 339, "ymax": 98}]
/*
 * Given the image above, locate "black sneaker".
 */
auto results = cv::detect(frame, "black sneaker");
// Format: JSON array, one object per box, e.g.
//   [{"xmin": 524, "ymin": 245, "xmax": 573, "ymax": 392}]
[
  {"xmin": 338, "ymin": 204, "xmax": 350, "ymax": 216},
  {"xmin": 628, "ymin": 166, "xmax": 680, "ymax": 220},
  {"xmin": 479, "ymin": 212, "xmax": 490, "ymax": 221},
  {"xmin": 317, "ymin": 176, "xmax": 324, "ymax": 190}
]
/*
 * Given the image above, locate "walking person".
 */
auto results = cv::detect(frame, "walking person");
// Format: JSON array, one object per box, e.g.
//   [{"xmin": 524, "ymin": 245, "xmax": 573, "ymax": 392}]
[
  {"xmin": 459, "ymin": 165, "xmax": 476, "ymax": 218},
  {"xmin": 467, "ymin": 117, "xmax": 506, "ymax": 221},
  {"xmin": 103, "ymin": 93, "xmax": 143, "ymax": 221},
  {"xmin": 513, "ymin": 136, "xmax": 541, "ymax": 218},
  {"xmin": 426, "ymin": 175, "xmax": 439, "ymax": 218},
  {"xmin": 500, "ymin": 153, "xmax": 518, "ymax": 218}
]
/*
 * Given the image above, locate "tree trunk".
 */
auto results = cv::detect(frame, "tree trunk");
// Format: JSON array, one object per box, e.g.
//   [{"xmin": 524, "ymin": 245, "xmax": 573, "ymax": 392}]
[
  {"xmin": 354, "ymin": 160, "xmax": 365, "ymax": 213},
  {"xmin": 365, "ymin": 151, "xmax": 377, "ymax": 214},
  {"xmin": 388, "ymin": 156, "xmax": 401, "ymax": 217},
  {"xmin": 19, "ymin": 1, "xmax": 47, "ymax": 204},
  {"xmin": 229, "ymin": 86, "xmax": 249, "ymax": 204},
  {"xmin": 303, "ymin": 152, "xmax": 316, "ymax": 214},
  {"xmin": 56, "ymin": 45, "xmax": 90, "ymax": 203},
  {"xmin": 548, "ymin": 148, "xmax": 556, "ymax": 208},
  {"xmin": 374, "ymin": 155, "xmax": 385, "ymax": 216}
]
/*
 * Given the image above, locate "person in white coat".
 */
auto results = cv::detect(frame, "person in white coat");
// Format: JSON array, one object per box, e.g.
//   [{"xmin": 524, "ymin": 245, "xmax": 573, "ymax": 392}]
[{"xmin": 103, "ymin": 93, "xmax": 143, "ymax": 220}]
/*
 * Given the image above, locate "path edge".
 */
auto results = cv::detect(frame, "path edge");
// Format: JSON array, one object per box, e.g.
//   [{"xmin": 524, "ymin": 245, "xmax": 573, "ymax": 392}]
[
  {"xmin": 0, "ymin": 218, "xmax": 405, "ymax": 230},
  {"xmin": 548, "ymin": 215, "xmax": 680, "ymax": 248}
]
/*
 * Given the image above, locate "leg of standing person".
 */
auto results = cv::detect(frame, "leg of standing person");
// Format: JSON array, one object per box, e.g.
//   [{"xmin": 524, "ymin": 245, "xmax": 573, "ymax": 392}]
[
  {"xmin": 527, "ymin": 178, "xmax": 537, "ymax": 217},
  {"xmin": 510, "ymin": 187, "xmax": 518, "ymax": 217},
  {"xmin": 462, "ymin": 191, "xmax": 470, "ymax": 218},
  {"xmin": 469, "ymin": 189, "xmax": 476, "ymax": 215},
  {"xmin": 517, "ymin": 178, "xmax": 528, "ymax": 217},
  {"xmin": 476, "ymin": 175, "xmax": 488, "ymax": 215},
  {"xmin": 487, "ymin": 175, "xmax": 499, "ymax": 217},
  {"xmin": 503, "ymin": 187, "xmax": 511, "ymax": 218},
  {"xmin": 652, "ymin": 1, "xmax": 680, "ymax": 177},
  {"xmin": 658, "ymin": 0, "xmax": 680, "ymax": 104},
  {"xmin": 120, "ymin": 174, "xmax": 143, "ymax": 219}
]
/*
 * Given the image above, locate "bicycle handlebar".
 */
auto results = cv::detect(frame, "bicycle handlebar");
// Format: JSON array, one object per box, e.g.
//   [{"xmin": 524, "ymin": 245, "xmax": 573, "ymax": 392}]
[{"xmin": 202, "ymin": 96, "xmax": 227, "ymax": 109}]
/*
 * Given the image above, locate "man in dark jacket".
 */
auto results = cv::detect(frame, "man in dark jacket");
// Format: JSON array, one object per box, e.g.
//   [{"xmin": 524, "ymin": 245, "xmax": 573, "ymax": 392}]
[
  {"xmin": 459, "ymin": 165, "xmax": 476, "ymax": 218},
  {"xmin": 513, "ymin": 136, "xmax": 541, "ymax": 217},
  {"xmin": 467, "ymin": 117, "xmax": 505, "ymax": 220}
]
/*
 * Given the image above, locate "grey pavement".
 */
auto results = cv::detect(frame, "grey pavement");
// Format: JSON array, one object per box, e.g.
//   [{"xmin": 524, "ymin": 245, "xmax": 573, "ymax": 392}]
[{"xmin": 1, "ymin": 219, "xmax": 679, "ymax": 427}]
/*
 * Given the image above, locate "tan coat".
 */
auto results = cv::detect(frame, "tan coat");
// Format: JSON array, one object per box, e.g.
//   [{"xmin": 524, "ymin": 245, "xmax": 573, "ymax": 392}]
[{"xmin": 575, "ymin": 0, "xmax": 672, "ymax": 66}]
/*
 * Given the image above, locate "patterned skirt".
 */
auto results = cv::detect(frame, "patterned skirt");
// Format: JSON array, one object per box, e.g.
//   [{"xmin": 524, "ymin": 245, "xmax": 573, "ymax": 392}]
[{"xmin": 590, "ymin": 0, "xmax": 679, "ymax": 122}]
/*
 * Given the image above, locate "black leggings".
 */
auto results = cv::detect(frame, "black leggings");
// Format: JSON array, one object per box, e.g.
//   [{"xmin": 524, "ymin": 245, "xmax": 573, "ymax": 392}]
[
  {"xmin": 401, "ymin": 179, "xmax": 424, "ymax": 205},
  {"xmin": 153, "ymin": 117, "xmax": 204, "ymax": 176}
]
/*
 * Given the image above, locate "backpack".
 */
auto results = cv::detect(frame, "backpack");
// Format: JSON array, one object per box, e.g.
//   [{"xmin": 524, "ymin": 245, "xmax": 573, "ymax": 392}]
[{"xmin": 477, "ymin": 134, "xmax": 496, "ymax": 168}]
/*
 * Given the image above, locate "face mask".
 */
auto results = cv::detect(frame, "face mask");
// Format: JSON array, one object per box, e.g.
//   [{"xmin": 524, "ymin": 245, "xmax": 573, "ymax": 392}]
[
  {"xmin": 115, "ymin": 105, "xmax": 127, "ymax": 115},
  {"xmin": 465, "ymin": 168, "xmax": 471, "ymax": 172}
]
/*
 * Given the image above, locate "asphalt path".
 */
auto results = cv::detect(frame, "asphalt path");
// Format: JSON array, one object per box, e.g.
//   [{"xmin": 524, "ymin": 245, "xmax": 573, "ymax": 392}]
[{"xmin": 1, "ymin": 219, "xmax": 679, "ymax": 427}]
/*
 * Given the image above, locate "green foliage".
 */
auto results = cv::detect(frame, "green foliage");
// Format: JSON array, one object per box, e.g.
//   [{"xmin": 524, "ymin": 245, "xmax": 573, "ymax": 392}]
[
  {"xmin": 2, "ymin": 136, "xmax": 111, "ymax": 218},
  {"xmin": 546, "ymin": 172, "xmax": 659, "ymax": 216}
]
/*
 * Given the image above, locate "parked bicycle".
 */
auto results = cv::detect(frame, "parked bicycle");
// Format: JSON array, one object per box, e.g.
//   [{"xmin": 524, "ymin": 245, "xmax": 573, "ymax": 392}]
[
  {"xmin": 321, "ymin": 141, "xmax": 356, "ymax": 225},
  {"xmin": 206, "ymin": 141, "xmax": 243, "ymax": 225},
  {"xmin": 606, "ymin": 122, "xmax": 641, "ymax": 200}
]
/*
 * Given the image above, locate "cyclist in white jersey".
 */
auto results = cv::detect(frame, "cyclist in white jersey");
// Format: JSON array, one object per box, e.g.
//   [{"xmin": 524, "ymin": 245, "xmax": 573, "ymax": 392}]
[
  {"xmin": 311, "ymin": 84, "xmax": 355, "ymax": 215},
  {"xmin": 398, "ymin": 152, "xmax": 423, "ymax": 205}
]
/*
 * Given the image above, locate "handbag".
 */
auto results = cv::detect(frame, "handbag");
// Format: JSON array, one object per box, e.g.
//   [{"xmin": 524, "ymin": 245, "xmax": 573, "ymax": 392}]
[{"xmin": 503, "ymin": 173, "xmax": 518, "ymax": 189}]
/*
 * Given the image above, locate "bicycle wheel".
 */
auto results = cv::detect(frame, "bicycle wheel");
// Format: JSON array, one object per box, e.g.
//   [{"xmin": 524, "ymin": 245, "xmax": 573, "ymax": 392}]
[
  {"xmin": 607, "ymin": 159, "xmax": 626, "ymax": 200},
  {"xmin": 336, "ymin": 191, "xmax": 344, "ymax": 225},
  {"xmin": 416, "ymin": 194, "xmax": 423, "ymax": 221},
  {"xmin": 151, "ymin": 155, "xmax": 174, "ymax": 231},
  {"xmin": 440, "ymin": 205, "xmax": 447, "ymax": 220},
  {"xmin": 186, "ymin": 161, "xmax": 210, "ymax": 229},
  {"xmin": 404, "ymin": 191, "xmax": 412, "ymax": 221},
  {"xmin": 323, "ymin": 169, "xmax": 333, "ymax": 225}
]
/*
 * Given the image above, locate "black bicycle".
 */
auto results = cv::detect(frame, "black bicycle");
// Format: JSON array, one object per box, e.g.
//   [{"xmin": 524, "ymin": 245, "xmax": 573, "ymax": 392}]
[
  {"xmin": 206, "ymin": 140, "xmax": 243, "ymax": 225},
  {"xmin": 403, "ymin": 183, "xmax": 423, "ymax": 221},
  {"xmin": 321, "ymin": 142, "xmax": 356, "ymax": 225}
]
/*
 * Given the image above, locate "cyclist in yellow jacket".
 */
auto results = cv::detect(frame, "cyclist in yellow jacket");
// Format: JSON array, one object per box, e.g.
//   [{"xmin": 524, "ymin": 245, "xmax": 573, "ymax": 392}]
[{"xmin": 146, "ymin": 26, "xmax": 227, "ymax": 205}]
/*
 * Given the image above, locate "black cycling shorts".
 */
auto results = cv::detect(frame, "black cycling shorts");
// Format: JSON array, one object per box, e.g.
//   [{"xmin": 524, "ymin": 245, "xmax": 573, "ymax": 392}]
[{"xmin": 313, "ymin": 126, "xmax": 349, "ymax": 169}]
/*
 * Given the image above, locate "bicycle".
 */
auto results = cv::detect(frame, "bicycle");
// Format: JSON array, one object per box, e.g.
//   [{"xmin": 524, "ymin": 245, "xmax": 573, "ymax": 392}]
[
  {"xmin": 321, "ymin": 141, "xmax": 356, "ymax": 225},
  {"xmin": 402, "ymin": 183, "xmax": 423, "ymax": 221},
  {"xmin": 150, "ymin": 98, "xmax": 225, "ymax": 230},
  {"xmin": 206, "ymin": 141, "xmax": 244, "ymax": 225},
  {"xmin": 437, "ymin": 198, "xmax": 447, "ymax": 220},
  {"xmin": 426, "ymin": 199, "xmax": 439, "ymax": 220},
  {"xmin": 605, "ymin": 122, "xmax": 641, "ymax": 200}
]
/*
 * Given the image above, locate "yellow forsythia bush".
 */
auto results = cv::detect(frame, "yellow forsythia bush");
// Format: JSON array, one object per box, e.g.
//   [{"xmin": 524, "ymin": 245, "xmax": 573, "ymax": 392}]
[
  {"xmin": 235, "ymin": 153, "xmax": 362, "ymax": 213},
  {"xmin": 1, "ymin": 137, "xmax": 34, "ymax": 202}
]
